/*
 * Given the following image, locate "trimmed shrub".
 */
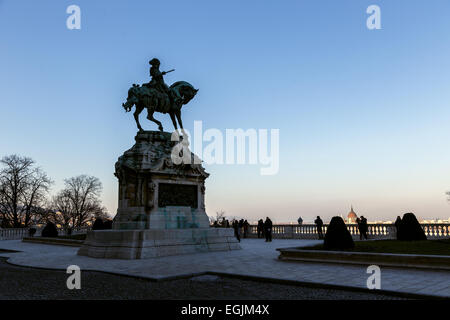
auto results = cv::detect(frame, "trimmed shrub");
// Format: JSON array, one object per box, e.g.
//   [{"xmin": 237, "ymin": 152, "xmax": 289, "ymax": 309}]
[
  {"xmin": 41, "ymin": 222, "xmax": 58, "ymax": 238},
  {"xmin": 102, "ymin": 220, "xmax": 113, "ymax": 229},
  {"xmin": 397, "ymin": 213, "xmax": 427, "ymax": 241},
  {"xmin": 324, "ymin": 216, "xmax": 354, "ymax": 250},
  {"xmin": 92, "ymin": 218, "xmax": 104, "ymax": 230}
]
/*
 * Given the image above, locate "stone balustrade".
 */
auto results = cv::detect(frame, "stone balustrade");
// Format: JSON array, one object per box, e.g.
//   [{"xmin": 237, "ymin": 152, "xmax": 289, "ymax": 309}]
[
  {"xmin": 1, "ymin": 223, "xmax": 449, "ymax": 241},
  {"xmin": 421, "ymin": 224, "xmax": 450, "ymax": 239},
  {"xmin": 246, "ymin": 223, "xmax": 450, "ymax": 240},
  {"xmin": 0, "ymin": 228, "xmax": 28, "ymax": 240},
  {"xmin": 0, "ymin": 227, "xmax": 90, "ymax": 240}
]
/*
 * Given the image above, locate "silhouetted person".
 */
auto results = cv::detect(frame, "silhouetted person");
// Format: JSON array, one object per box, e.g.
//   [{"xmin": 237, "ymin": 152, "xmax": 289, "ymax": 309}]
[
  {"xmin": 226, "ymin": 219, "xmax": 230, "ymax": 228},
  {"xmin": 238, "ymin": 219, "xmax": 244, "ymax": 237},
  {"xmin": 232, "ymin": 220, "xmax": 240, "ymax": 242},
  {"xmin": 264, "ymin": 217, "xmax": 273, "ymax": 242},
  {"xmin": 28, "ymin": 227, "xmax": 36, "ymax": 237},
  {"xmin": 394, "ymin": 216, "xmax": 402, "ymax": 239},
  {"xmin": 356, "ymin": 217, "xmax": 363, "ymax": 240},
  {"xmin": 315, "ymin": 216, "xmax": 324, "ymax": 239},
  {"xmin": 243, "ymin": 220, "xmax": 249, "ymax": 238},
  {"xmin": 360, "ymin": 216, "xmax": 368, "ymax": 240},
  {"xmin": 297, "ymin": 217, "xmax": 303, "ymax": 225},
  {"xmin": 213, "ymin": 221, "xmax": 219, "ymax": 228},
  {"xmin": 257, "ymin": 219, "xmax": 264, "ymax": 238}
]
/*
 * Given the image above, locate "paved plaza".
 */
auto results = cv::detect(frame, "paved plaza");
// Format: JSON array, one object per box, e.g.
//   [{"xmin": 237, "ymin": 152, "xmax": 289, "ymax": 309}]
[
  {"xmin": 0, "ymin": 257, "xmax": 406, "ymax": 300},
  {"xmin": 0, "ymin": 239, "xmax": 449, "ymax": 298}
]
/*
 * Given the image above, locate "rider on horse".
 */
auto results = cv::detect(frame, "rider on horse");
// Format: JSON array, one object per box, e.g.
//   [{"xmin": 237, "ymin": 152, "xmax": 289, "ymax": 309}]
[{"xmin": 145, "ymin": 58, "xmax": 181, "ymax": 104}]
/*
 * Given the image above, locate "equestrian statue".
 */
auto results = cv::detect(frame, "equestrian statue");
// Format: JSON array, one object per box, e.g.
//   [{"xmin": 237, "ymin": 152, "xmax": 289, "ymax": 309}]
[{"xmin": 122, "ymin": 58, "xmax": 198, "ymax": 132}]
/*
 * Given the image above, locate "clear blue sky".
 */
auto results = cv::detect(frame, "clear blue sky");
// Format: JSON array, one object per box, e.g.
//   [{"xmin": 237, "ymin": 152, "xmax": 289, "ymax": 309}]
[{"xmin": 1, "ymin": 0, "xmax": 450, "ymax": 223}]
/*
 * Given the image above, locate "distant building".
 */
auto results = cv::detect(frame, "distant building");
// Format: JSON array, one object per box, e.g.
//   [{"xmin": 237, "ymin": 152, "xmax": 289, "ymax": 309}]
[{"xmin": 347, "ymin": 206, "xmax": 358, "ymax": 223}]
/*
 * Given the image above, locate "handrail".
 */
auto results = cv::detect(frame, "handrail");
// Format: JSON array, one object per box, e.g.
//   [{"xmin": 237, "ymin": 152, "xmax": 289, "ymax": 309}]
[
  {"xmin": 2, "ymin": 223, "xmax": 449, "ymax": 240},
  {"xmin": 0, "ymin": 227, "xmax": 90, "ymax": 240},
  {"xmin": 226, "ymin": 223, "xmax": 450, "ymax": 240}
]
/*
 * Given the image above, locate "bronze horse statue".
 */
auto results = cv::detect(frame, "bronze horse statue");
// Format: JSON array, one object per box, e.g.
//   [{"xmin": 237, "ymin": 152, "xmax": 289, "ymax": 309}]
[{"xmin": 122, "ymin": 81, "xmax": 198, "ymax": 132}]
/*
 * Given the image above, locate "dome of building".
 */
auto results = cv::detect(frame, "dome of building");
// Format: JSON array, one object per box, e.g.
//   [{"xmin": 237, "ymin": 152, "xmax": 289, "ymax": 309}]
[{"xmin": 347, "ymin": 206, "xmax": 357, "ymax": 223}]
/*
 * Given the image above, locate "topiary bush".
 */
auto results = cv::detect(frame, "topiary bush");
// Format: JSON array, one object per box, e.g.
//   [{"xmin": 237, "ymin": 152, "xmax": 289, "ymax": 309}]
[
  {"xmin": 102, "ymin": 220, "xmax": 113, "ymax": 229},
  {"xmin": 41, "ymin": 222, "xmax": 58, "ymax": 237},
  {"xmin": 397, "ymin": 212, "xmax": 427, "ymax": 241},
  {"xmin": 324, "ymin": 216, "xmax": 354, "ymax": 250},
  {"xmin": 92, "ymin": 218, "xmax": 104, "ymax": 230}
]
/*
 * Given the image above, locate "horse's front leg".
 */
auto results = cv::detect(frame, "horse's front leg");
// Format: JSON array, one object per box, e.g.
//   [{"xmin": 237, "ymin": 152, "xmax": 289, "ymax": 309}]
[
  {"xmin": 134, "ymin": 105, "xmax": 144, "ymax": 132},
  {"xmin": 169, "ymin": 112, "xmax": 178, "ymax": 131},
  {"xmin": 147, "ymin": 109, "xmax": 164, "ymax": 132},
  {"xmin": 175, "ymin": 110, "xmax": 187, "ymax": 136}
]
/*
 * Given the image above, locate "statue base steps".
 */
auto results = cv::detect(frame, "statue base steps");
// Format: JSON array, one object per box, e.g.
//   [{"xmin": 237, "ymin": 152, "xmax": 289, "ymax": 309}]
[{"xmin": 77, "ymin": 228, "xmax": 240, "ymax": 259}]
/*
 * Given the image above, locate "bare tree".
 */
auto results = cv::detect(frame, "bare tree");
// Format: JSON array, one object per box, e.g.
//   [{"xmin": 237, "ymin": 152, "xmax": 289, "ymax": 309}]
[
  {"xmin": 22, "ymin": 169, "xmax": 52, "ymax": 227},
  {"xmin": 209, "ymin": 210, "xmax": 226, "ymax": 225},
  {"xmin": 28, "ymin": 204, "xmax": 52, "ymax": 226},
  {"xmin": 0, "ymin": 155, "xmax": 52, "ymax": 227},
  {"xmin": 49, "ymin": 190, "xmax": 75, "ymax": 229},
  {"xmin": 216, "ymin": 210, "xmax": 226, "ymax": 222},
  {"xmin": 62, "ymin": 175, "xmax": 108, "ymax": 227}
]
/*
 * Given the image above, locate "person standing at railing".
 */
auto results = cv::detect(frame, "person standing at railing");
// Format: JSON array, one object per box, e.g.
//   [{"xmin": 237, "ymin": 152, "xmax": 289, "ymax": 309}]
[
  {"xmin": 360, "ymin": 216, "xmax": 368, "ymax": 240},
  {"xmin": 264, "ymin": 217, "xmax": 273, "ymax": 242},
  {"xmin": 297, "ymin": 217, "xmax": 303, "ymax": 225},
  {"xmin": 243, "ymin": 220, "xmax": 249, "ymax": 238},
  {"xmin": 257, "ymin": 219, "xmax": 264, "ymax": 238},
  {"xmin": 394, "ymin": 216, "xmax": 402, "ymax": 240},
  {"xmin": 315, "ymin": 216, "xmax": 324, "ymax": 239},
  {"xmin": 356, "ymin": 217, "xmax": 363, "ymax": 240},
  {"xmin": 28, "ymin": 227, "xmax": 36, "ymax": 237},
  {"xmin": 232, "ymin": 220, "xmax": 241, "ymax": 242}
]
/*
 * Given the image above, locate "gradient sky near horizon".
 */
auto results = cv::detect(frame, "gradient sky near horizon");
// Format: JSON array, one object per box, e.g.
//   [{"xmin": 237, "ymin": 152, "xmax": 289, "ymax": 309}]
[{"xmin": 1, "ymin": 0, "xmax": 450, "ymax": 223}]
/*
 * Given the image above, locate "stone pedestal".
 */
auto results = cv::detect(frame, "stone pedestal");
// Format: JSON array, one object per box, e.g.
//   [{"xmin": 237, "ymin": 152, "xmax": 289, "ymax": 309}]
[
  {"xmin": 77, "ymin": 228, "xmax": 240, "ymax": 259},
  {"xmin": 78, "ymin": 131, "xmax": 240, "ymax": 259}
]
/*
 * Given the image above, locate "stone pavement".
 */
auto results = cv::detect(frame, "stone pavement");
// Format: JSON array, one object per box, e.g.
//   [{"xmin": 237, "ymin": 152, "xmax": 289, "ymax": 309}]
[{"xmin": 0, "ymin": 239, "xmax": 449, "ymax": 298}]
